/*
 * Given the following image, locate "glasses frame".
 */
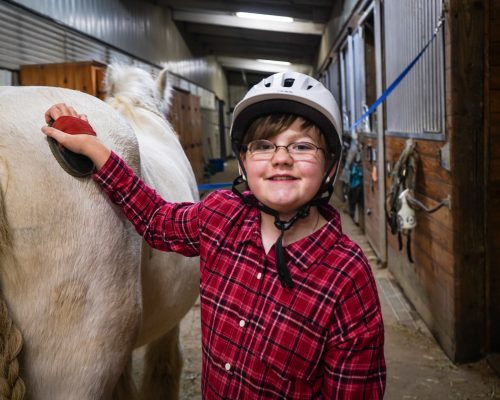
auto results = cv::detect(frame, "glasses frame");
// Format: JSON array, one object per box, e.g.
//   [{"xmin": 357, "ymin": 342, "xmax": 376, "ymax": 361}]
[{"xmin": 245, "ymin": 139, "xmax": 324, "ymax": 160}]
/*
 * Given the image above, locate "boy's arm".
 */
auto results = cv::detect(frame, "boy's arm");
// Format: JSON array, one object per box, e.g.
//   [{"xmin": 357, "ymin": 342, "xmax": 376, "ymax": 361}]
[
  {"xmin": 92, "ymin": 151, "xmax": 200, "ymax": 257},
  {"xmin": 322, "ymin": 260, "xmax": 386, "ymax": 399}
]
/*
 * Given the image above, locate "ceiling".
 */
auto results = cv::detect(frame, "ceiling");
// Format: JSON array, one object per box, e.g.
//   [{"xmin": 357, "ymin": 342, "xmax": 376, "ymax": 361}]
[{"xmin": 150, "ymin": 0, "xmax": 335, "ymax": 87}]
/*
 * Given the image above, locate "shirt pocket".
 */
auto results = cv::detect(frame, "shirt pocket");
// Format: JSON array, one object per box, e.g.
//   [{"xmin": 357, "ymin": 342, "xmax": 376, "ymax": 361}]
[{"xmin": 258, "ymin": 305, "xmax": 327, "ymax": 382}]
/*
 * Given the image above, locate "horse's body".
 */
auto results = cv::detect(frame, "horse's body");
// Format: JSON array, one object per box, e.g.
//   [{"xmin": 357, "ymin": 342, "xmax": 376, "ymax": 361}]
[{"xmin": 0, "ymin": 67, "xmax": 199, "ymax": 399}]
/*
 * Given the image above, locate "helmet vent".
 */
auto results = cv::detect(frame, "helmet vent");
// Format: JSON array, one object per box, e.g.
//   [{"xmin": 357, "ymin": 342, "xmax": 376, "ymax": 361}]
[
  {"xmin": 283, "ymin": 78, "xmax": 295, "ymax": 87},
  {"xmin": 306, "ymin": 84, "xmax": 313, "ymax": 90},
  {"xmin": 264, "ymin": 82, "xmax": 271, "ymax": 87}
]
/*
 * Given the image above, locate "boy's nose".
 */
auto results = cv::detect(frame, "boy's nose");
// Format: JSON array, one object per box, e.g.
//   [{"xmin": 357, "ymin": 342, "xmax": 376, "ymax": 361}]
[{"xmin": 271, "ymin": 146, "xmax": 293, "ymax": 163}]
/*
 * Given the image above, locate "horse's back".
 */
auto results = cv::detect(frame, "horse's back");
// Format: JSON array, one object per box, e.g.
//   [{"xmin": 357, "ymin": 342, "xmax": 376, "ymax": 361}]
[{"xmin": 0, "ymin": 86, "xmax": 143, "ymax": 399}]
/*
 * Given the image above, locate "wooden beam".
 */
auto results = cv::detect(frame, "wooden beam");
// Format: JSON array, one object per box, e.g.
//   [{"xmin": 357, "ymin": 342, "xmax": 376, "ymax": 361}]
[{"xmin": 448, "ymin": 0, "xmax": 486, "ymax": 362}]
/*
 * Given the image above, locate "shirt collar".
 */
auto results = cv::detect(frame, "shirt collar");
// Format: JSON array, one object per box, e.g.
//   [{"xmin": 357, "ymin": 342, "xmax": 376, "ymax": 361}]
[
  {"xmin": 232, "ymin": 194, "xmax": 343, "ymax": 271},
  {"xmin": 285, "ymin": 205, "xmax": 343, "ymax": 271}
]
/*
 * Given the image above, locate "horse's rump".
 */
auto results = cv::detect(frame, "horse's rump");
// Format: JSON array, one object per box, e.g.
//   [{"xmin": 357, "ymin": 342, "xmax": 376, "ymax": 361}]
[{"xmin": 0, "ymin": 86, "xmax": 143, "ymax": 398}]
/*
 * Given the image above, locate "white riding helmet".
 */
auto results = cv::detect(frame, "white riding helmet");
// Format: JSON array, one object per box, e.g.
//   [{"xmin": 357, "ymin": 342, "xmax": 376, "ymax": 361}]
[{"xmin": 231, "ymin": 71, "xmax": 343, "ymax": 176}]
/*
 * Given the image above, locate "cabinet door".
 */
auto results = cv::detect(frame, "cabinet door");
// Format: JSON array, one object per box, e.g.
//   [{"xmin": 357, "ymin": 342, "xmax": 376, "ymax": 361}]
[
  {"xmin": 93, "ymin": 67, "xmax": 107, "ymax": 100},
  {"xmin": 20, "ymin": 62, "xmax": 106, "ymax": 99}
]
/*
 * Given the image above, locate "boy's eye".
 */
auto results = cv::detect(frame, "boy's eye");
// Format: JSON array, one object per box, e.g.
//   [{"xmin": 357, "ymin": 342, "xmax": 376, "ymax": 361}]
[
  {"xmin": 248, "ymin": 140, "xmax": 275, "ymax": 152},
  {"xmin": 290, "ymin": 142, "xmax": 317, "ymax": 152}
]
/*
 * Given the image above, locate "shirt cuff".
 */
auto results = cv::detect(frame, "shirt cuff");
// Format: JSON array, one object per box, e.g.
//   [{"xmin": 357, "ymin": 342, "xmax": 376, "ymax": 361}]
[{"xmin": 91, "ymin": 151, "xmax": 131, "ymax": 191}]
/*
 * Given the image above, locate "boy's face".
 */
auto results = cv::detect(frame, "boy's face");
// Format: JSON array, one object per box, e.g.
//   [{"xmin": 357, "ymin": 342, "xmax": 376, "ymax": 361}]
[{"xmin": 241, "ymin": 118, "xmax": 327, "ymax": 218}]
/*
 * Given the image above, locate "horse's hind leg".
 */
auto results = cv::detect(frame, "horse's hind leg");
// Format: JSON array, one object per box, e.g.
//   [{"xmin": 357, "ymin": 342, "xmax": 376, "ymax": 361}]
[
  {"xmin": 141, "ymin": 325, "xmax": 183, "ymax": 400},
  {"xmin": 112, "ymin": 359, "xmax": 139, "ymax": 400}
]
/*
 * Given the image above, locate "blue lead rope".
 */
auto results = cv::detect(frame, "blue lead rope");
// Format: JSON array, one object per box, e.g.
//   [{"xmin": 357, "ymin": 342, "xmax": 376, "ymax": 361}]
[
  {"xmin": 349, "ymin": 14, "xmax": 445, "ymax": 131},
  {"xmin": 197, "ymin": 182, "xmax": 232, "ymax": 191}
]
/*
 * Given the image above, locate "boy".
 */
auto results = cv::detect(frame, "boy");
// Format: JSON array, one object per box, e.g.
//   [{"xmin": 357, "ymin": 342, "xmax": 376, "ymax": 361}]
[{"xmin": 42, "ymin": 72, "xmax": 386, "ymax": 399}]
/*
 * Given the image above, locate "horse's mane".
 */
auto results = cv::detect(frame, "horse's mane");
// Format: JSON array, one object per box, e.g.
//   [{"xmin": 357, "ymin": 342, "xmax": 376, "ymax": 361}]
[
  {"xmin": 105, "ymin": 64, "xmax": 163, "ymax": 116},
  {"xmin": 104, "ymin": 64, "xmax": 181, "ymax": 147},
  {"xmin": 156, "ymin": 69, "xmax": 174, "ymax": 117},
  {"xmin": 103, "ymin": 64, "xmax": 198, "ymax": 202}
]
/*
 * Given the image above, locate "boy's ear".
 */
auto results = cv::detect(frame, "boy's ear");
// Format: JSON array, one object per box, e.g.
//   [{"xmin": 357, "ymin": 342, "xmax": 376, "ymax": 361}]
[
  {"xmin": 326, "ymin": 160, "xmax": 339, "ymax": 182},
  {"xmin": 239, "ymin": 152, "xmax": 247, "ymax": 180},
  {"xmin": 238, "ymin": 164, "xmax": 246, "ymax": 181}
]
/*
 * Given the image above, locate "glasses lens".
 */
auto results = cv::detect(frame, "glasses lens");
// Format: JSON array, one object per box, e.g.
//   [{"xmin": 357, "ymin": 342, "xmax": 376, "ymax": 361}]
[
  {"xmin": 248, "ymin": 140, "xmax": 275, "ymax": 154},
  {"xmin": 289, "ymin": 142, "xmax": 319, "ymax": 160},
  {"xmin": 289, "ymin": 142, "xmax": 317, "ymax": 153}
]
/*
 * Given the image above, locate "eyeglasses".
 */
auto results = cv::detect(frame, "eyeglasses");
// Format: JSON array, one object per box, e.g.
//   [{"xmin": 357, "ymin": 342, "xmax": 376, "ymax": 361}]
[{"xmin": 245, "ymin": 139, "xmax": 324, "ymax": 161}]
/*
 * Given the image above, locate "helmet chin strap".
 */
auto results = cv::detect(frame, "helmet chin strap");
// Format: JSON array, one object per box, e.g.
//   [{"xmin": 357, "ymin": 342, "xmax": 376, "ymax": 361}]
[
  {"xmin": 273, "ymin": 205, "xmax": 310, "ymax": 288},
  {"xmin": 231, "ymin": 153, "xmax": 338, "ymax": 289}
]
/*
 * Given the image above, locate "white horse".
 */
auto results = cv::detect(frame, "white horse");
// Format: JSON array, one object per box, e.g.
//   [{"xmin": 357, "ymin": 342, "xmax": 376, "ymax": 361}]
[
  {"xmin": 0, "ymin": 66, "xmax": 199, "ymax": 399},
  {"xmin": 104, "ymin": 65, "xmax": 200, "ymax": 398}
]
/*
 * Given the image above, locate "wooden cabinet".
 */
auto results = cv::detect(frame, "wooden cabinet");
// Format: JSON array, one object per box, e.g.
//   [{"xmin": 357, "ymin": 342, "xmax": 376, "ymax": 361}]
[
  {"xmin": 19, "ymin": 61, "xmax": 107, "ymax": 100},
  {"xmin": 169, "ymin": 89, "xmax": 204, "ymax": 182}
]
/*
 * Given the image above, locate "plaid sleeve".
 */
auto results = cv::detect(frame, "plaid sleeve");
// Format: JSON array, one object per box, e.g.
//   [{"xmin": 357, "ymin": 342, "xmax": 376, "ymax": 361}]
[
  {"xmin": 323, "ymin": 248, "xmax": 386, "ymax": 399},
  {"xmin": 92, "ymin": 151, "xmax": 200, "ymax": 256}
]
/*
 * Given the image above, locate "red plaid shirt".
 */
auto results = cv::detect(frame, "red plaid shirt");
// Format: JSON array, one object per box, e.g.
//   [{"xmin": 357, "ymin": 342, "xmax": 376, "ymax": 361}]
[{"xmin": 93, "ymin": 152, "xmax": 386, "ymax": 399}]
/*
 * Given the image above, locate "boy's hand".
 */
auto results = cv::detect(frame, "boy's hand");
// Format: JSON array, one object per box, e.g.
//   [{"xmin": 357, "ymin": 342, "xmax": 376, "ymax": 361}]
[
  {"xmin": 42, "ymin": 103, "xmax": 94, "ymax": 155},
  {"xmin": 41, "ymin": 103, "xmax": 111, "ymax": 170},
  {"xmin": 44, "ymin": 103, "xmax": 87, "ymax": 125}
]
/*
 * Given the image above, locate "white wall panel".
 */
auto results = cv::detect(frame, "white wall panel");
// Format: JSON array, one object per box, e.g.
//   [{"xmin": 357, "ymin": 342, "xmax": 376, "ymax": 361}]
[{"xmin": 0, "ymin": 69, "xmax": 13, "ymax": 85}]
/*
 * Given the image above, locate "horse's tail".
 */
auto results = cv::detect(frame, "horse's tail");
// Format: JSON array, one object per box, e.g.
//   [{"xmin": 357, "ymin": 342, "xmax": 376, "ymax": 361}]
[
  {"xmin": 0, "ymin": 183, "xmax": 26, "ymax": 399},
  {"xmin": 156, "ymin": 69, "xmax": 173, "ymax": 117}
]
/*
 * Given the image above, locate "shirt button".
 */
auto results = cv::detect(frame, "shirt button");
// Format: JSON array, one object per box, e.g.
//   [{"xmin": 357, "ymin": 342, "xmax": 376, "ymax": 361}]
[
  {"xmin": 225, "ymin": 363, "xmax": 231, "ymax": 371},
  {"xmin": 239, "ymin": 320, "xmax": 245, "ymax": 327},
  {"xmin": 257, "ymin": 272, "xmax": 262, "ymax": 280}
]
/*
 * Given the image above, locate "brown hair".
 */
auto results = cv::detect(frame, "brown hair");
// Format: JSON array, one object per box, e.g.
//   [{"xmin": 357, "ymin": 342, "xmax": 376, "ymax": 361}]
[{"xmin": 242, "ymin": 114, "xmax": 331, "ymax": 162}]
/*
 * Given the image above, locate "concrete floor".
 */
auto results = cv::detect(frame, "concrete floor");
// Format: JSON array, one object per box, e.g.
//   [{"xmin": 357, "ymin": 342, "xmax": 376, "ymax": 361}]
[{"xmin": 177, "ymin": 158, "xmax": 500, "ymax": 399}]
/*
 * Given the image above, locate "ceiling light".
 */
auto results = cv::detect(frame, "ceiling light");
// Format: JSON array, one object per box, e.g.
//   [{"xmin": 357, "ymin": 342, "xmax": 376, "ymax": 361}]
[
  {"xmin": 236, "ymin": 12, "xmax": 294, "ymax": 23},
  {"xmin": 257, "ymin": 59, "xmax": 291, "ymax": 66}
]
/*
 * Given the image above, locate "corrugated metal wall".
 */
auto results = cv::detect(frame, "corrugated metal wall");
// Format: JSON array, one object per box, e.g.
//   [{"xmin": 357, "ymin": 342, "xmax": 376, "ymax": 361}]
[
  {"xmin": 0, "ymin": 0, "xmax": 176, "ymax": 75},
  {"xmin": 384, "ymin": 0, "xmax": 445, "ymax": 139},
  {"xmin": 1, "ymin": 1, "xmax": 105, "ymax": 69},
  {"xmin": 8, "ymin": 0, "xmax": 192, "ymax": 66}
]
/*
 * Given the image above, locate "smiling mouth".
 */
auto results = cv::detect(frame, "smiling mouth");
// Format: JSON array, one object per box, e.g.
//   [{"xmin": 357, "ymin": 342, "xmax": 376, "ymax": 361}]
[{"xmin": 269, "ymin": 176, "xmax": 297, "ymax": 181}]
